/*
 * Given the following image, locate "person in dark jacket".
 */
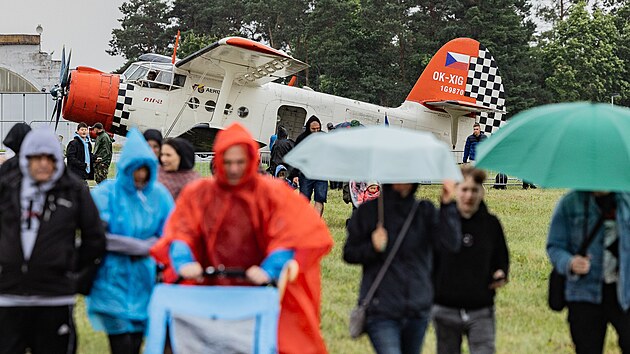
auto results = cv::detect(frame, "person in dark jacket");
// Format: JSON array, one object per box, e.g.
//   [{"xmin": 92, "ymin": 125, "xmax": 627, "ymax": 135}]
[
  {"xmin": 432, "ymin": 166, "xmax": 510, "ymax": 354},
  {"xmin": 344, "ymin": 182, "xmax": 461, "ymax": 354},
  {"xmin": 0, "ymin": 122, "xmax": 31, "ymax": 175},
  {"xmin": 66, "ymin": 122, "xmax": 94, "ymax": 182},
  {"xmin": 267, "ymin": 126, "xmax": 295, "ymax": 176},
  {"xmin": 0, "ymin": 128, "xmax": 106, "ymax": 354},
  {"xmin": 463, "ymin": 123, "xmax": 487, "ymax": 164},
  {"xmin": 290, "ymin": 116, "xmax": 328, "ymax": 216}
]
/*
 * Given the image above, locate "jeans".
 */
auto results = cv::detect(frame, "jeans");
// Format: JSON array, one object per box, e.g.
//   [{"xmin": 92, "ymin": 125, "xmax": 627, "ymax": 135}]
[
  {"xmin": 432, "ymin": 305, "xmax": 495, "ymax": 354},
  {"xmin": 365, "ymin": 315, "xmax": 429, "ymax": 354},
  {"xmin": 299, "ymin": 174, "xmax": 328, "ymax": 203},
  {"xmin": 567, "ymin": 283, "xmax": 630, "ymax": 354}
]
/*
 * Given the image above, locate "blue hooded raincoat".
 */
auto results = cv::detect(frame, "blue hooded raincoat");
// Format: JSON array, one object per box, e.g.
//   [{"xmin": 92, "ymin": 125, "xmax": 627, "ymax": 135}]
[{"xmin": 87, "ymin": 128, "xmax": 174, "ymax": 334}]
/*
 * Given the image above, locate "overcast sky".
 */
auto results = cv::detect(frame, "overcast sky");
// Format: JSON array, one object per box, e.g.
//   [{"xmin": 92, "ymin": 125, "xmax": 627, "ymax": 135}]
[{"xmin": 0, "ymin": 0, "xmax": 127, "ymax": 72}]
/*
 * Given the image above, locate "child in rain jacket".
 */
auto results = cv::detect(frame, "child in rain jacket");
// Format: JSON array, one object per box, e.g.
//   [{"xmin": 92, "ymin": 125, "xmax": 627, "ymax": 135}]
[{"xmin": 357, "ymin": 181, "xmax": 380, "ymax": 205}]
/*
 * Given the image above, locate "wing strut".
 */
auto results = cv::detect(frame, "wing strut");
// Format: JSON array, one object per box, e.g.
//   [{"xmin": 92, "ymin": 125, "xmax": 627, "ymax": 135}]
[{"xmin": 211, "ymin": 63, "xmax": 237, "ymax": 123}]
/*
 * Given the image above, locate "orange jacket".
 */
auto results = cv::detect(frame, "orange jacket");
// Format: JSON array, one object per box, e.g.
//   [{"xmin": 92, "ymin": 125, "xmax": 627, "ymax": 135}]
[{"xmin": 151, "ymin": 123, "xmax": 333, "ymax": 354}]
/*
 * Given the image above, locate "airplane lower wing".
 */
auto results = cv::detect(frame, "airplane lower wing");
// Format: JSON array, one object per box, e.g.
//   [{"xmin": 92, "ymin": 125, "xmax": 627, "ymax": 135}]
[{"xmin": 177, "ymin": 123, "xmax": 266, "ymax": 152}]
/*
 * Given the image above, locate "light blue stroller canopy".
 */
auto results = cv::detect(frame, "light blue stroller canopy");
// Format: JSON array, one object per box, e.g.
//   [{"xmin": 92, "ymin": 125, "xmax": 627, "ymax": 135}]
[{"xmin": 144, "ymin": 284, "xmax": 280, "ymax": 354}]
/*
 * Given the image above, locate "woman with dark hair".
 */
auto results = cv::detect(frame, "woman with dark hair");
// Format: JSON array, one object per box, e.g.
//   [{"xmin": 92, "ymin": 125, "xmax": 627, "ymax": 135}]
[
  {"xmin": 344, "ymin": 182, "xmax": 461, "ymax": 354},
  {"xmin": 142, "ymin": 129, "xmax": 163, "ymax": 159},
  {"xmin": 158, "ymin": 138, "xmax": 201, "ymax": 199}
]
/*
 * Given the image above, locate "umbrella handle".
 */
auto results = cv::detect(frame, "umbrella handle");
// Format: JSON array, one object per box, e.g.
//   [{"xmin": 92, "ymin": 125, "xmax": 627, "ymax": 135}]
[{"xmin": 378, "ymin": 193, "xmax": 384, "ymax": 226}]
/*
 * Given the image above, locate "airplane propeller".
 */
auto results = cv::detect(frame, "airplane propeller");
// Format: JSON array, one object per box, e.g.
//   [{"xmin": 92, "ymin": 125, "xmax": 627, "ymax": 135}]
[{"xmin": 49, "ymin": 46, "xmax": 72, "ymax": 130}]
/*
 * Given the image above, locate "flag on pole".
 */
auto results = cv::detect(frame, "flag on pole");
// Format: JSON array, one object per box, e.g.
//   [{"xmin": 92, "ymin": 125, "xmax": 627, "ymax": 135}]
[{"xmin": 172, "ymin": 30, "xmax": 180, "ymax": 64}]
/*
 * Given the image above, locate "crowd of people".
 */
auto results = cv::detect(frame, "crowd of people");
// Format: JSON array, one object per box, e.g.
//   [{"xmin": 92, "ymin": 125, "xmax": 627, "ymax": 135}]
[{"xmin": 0, "ymin": 118, "xmax": 627, "ymax": 354}]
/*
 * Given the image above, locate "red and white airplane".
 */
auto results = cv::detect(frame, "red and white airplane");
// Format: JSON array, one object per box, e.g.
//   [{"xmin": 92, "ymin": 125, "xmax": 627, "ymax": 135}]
[{"xmin": 51, "ymin": 36, "xmax": 506, "ymax": 151}]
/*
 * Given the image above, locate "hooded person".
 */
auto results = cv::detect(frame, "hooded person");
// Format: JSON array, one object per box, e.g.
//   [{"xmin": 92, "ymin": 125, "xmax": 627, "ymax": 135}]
[
  {"xmin": 357, "ymin": 181, "xmax": 380, "ymax": 205},
  {"xmin": 87, "ymin": 128, "xmax": 174, "ymax": 354},
  {"xmin": 268, "ymin": 126, "xmax": 294, "ymax": 176},
  {"xmin": 158, "ymin": 138, "xmax": 201, "ymax": 199},
  {"xmin": 0, "ymin": 122, "xmax": 31, "ymax": 175},
  {"xmin": 290, "ymin": 116, "xmax": 328, "ymax": 216},
  {"xmin": 0, "ymin": 128, "xmax": 106, "ymax": 353},
  {"xmin": 143, "ymin": 129, "xmax": 163, "ymax": 159},
  {"xmin": 150, "ymin": 122, "xmax": 333, "ymax": 354},
  {"xmin": 295, "ymin": 115, "xmax": 322, "ymax": 145},
  {"xmin": 274, "ymin": 164, "xmax": 297, "ymax": 189}
]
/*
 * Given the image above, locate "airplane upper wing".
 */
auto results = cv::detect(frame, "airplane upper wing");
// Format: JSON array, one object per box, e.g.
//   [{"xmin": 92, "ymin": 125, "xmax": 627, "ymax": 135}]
[{"xmin": 176, "ymin": 37, "xmax": 308, "ymax": 86}]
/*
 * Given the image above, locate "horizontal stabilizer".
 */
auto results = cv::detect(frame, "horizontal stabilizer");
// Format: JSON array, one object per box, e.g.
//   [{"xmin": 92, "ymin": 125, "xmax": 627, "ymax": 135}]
[{"xmin": 425, "ymin": 100, "xmax": 506, "ymax": 114}]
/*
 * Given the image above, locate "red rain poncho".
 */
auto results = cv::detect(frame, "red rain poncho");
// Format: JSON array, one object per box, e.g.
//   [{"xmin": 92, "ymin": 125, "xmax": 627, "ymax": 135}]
[{"xmin": 151, "ymin": 123, "xmax": 333, "ymax": 354}]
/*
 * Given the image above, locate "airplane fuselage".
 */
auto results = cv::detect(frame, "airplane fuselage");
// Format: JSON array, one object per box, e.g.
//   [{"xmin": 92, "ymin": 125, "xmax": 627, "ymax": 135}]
[{"xmin": 122, "ymin": 73, "xmax": 474, "ymax": 150}]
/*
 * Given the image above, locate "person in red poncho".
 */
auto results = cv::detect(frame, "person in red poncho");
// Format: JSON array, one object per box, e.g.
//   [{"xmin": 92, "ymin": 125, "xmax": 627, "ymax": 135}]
[{"xmin": 150, "ymin": 122, "xmax": 333, "ymax": 354}]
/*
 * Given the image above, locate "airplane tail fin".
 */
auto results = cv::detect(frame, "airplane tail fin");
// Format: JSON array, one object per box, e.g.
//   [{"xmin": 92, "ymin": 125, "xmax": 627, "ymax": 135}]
[{"xmin": 406, "ymin": 38, "xmax": 506, "ymax": 135}]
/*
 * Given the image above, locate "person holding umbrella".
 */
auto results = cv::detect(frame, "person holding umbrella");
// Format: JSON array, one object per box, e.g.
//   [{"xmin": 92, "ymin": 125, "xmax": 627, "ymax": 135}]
[
  {"xmin": 547, "ymin": 191, "xmax": 630, "ymax": 353},
  {"xmin": 343, "ymin": 181, "xmax": 461, "ymax": 353},
  {"xmin": 283, "ymin": 125, "xmax": 464, "ymax": 353},
  {"xmin": 474, "ymin": 102, "xmax": 630, "ymax": 354}
]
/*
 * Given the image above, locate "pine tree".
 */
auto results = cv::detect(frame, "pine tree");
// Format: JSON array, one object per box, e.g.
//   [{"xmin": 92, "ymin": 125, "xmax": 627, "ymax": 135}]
[{"xmin": 108, "ymin": 0, "xmax": 174, "ymax": 63}]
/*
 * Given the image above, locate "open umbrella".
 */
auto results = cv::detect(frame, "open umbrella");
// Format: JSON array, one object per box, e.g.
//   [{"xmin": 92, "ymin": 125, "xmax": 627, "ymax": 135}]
[
  {"xmin": 283, "ymin": 125, "xmax": 462, "ymax": 183},
  {"xmin": 476, "ymin": 102, "xmax": 630, "ymax": 191}
]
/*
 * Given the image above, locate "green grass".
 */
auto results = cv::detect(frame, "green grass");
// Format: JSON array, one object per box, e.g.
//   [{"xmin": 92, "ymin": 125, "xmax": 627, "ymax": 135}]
[{"xmin": 75, "ymin": 186, "xmax": 623, "ymax": 353}]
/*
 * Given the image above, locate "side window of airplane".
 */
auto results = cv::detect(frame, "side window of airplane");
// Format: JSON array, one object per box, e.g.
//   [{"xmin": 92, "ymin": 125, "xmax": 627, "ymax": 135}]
[
  {"xmin": 237, "ymin": 106, "xmax": 249, "ymax": 118},
  {"xmin": 172, "ymin": 74, "xmax": 186, "ymax": 88},
  {"xmin": 188, "ymin": 97, "xmax": 200, "ymax": 109},
  {"xmin": 204, "ymin": 100, "xmax": 216, "ymax": 113}
]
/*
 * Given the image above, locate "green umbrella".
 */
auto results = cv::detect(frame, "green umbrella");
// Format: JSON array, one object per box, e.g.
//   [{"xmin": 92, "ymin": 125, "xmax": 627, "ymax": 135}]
[{"xmin": 476, "ymin": 102, "xmax": 630, "ymax": 191}]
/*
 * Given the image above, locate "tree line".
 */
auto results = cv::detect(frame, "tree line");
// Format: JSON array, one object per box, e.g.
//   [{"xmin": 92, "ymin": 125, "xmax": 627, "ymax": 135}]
[{"xmin": 108, "ymin": 0, "xmax": 630, "ymax": 117}]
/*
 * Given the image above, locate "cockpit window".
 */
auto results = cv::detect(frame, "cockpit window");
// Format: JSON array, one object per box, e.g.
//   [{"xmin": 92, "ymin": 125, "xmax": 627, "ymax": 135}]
[
  {"xmin": 121, "ymin": 64, "xmax": 140, "ymax": 81},
  {"xmin": 128, "ymin": 66, "xmax": 149, "ymax": 81},
  {"xmin": 129, "ymin": 65, "xmax": 186, "ymax": 91}
]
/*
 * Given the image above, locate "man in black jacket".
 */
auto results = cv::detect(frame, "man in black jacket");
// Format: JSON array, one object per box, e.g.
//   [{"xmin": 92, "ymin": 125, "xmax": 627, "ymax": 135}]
[
  {"xmin": 0, "ymin": 128, "xmax": 106, "ymax": 354},
  {"xmin": 66, "ymin": 122, "xmax": 94, "ymax": 182},
  {"xmin": 432, "ymin": 166, "xmax": 510, "ymax": 354}
]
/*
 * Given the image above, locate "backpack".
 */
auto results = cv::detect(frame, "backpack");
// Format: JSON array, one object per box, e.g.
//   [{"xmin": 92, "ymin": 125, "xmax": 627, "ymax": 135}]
[{"xmin": 494, "ymin": 173, "xmax": 507, "ymax": 189}]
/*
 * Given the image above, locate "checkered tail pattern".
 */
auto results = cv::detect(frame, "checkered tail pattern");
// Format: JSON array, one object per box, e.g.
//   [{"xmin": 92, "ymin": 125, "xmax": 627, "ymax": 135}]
[{"xmin": 464, "ymin": 44, "xmax": 506, "ymax": 135}]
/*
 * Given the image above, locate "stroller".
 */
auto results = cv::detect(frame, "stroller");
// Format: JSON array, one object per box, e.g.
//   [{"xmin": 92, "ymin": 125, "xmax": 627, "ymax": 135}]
[{"xmin": 144, "ymin": 261, "xmax": 299, "ymax": 354}]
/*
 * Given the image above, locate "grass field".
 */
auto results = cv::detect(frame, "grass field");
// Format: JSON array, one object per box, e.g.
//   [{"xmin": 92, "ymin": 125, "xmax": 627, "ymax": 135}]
[{"xmin": 75, "ymin": 185, "xmax": 623, "ymax": 353}]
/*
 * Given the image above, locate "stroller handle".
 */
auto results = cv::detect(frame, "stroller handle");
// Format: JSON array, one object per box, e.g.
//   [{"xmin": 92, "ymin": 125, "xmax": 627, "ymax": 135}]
[{"xmin": 173, "ymin": 261, "xmax": 299, "ymax": 296}]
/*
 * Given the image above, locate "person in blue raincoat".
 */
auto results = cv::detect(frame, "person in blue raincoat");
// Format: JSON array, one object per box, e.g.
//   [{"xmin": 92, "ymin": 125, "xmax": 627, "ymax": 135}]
[{"xmin": 87, "ymin": 128, "xmax": 174, "ymax": 354}]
